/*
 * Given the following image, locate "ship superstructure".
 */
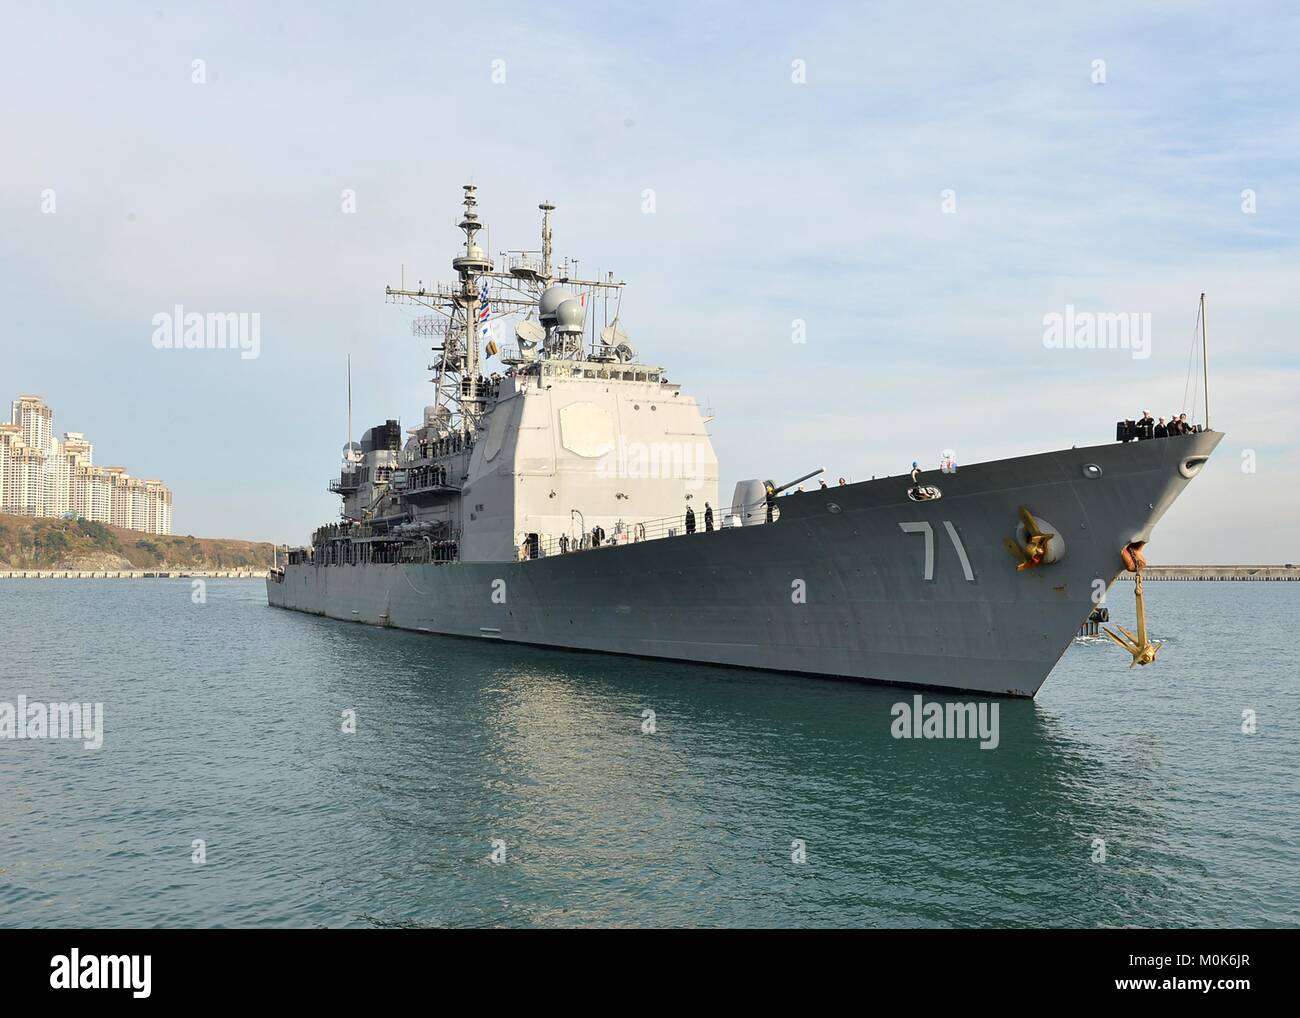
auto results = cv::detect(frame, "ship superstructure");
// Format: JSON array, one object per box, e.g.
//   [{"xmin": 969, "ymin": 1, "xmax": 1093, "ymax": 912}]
[
  {"xmin": 270, "ymin": 186, "xmax": 1222, "ymax": 698},
  {"xmin": 321, "ymin": 185, "xmax": 718, "ymax": 567}
]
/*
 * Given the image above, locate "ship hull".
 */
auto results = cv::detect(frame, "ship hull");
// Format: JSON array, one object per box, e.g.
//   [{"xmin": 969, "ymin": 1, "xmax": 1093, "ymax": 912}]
[{"xmin": 268, "ymin": 432, "xmax": 1221, "ymax": 697}]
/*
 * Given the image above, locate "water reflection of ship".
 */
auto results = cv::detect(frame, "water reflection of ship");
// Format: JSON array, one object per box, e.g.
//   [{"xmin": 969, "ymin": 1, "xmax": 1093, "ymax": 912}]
[{"xmin": 327, "ymin": 624, "xmax": 1199, "ymax": 926}]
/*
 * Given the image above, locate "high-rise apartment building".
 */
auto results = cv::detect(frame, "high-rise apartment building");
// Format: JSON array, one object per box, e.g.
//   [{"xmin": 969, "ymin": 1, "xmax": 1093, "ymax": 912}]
[{"xmin": 0, "ymin": 395, "xmax": 172, "ymax": 534}]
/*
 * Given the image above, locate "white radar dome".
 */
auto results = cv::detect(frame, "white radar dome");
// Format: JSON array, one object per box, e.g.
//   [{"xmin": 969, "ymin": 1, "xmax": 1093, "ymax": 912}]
[
  {"xmin": 539, "ymin": 286, "xmax": 575, "ymax": 325},
  {"xmin": 553, "ymin": 298, "xmax": 585, "ymax": 335}
]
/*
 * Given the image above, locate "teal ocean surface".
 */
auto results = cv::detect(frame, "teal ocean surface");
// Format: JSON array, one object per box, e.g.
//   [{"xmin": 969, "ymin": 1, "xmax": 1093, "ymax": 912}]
[{"xmin": 1, "ymin": 579, "xmax": 1296, "ymax": 928}]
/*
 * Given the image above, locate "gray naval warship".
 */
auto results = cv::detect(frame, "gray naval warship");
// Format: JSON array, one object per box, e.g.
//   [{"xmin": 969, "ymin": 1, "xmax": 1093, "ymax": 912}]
[{"xmin": 268, "ymin": 185, "xmax": 1223, "ymax": 697}]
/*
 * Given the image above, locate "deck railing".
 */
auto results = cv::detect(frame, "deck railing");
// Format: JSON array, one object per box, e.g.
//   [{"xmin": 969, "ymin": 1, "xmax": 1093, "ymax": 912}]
[
  {"xmin": 517, "ymin": 501, "xmax": 780, "ymax": 560},
  {"xmin": 306, "ymin": 500, "xmax": 786, "ymax": 566}
]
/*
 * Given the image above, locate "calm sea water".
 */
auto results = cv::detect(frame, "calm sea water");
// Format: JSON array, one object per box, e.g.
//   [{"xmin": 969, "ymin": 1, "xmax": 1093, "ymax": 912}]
[{"xmin": 0, "ymin": 579, "xmax": 1295, "ymax": 928}]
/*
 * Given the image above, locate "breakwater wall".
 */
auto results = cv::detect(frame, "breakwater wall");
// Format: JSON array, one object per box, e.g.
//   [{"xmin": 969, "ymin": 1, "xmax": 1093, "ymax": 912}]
[{"xmin": 1118, "ymin": 566, "xmax": 1298, "ymax": 581}]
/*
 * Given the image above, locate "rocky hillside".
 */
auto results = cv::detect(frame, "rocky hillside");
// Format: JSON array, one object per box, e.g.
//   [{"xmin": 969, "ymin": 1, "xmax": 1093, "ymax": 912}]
[{"xmin": 0, "ymin": 514, "xmax": 274, "ymax": 571}]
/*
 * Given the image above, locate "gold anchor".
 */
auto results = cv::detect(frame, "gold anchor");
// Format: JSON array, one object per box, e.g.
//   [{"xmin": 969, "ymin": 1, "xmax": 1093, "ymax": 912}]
[
  {"xmin": 1103, "ymin": 542, "xmax": 1162, "ymax": 667},
  {"xmin": 1003, "ymin": 506, "xmax": 1055, "ymax": 571}
]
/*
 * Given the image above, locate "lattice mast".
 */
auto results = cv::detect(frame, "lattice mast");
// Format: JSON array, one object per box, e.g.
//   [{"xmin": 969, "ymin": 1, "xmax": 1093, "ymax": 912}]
[{"xmin": 385, "ymin": 185, "xmax": 628, "ymax": 437}]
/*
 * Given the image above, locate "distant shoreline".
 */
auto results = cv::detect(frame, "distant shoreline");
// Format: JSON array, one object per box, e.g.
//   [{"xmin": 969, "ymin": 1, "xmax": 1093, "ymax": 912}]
[
  {"xmin": 1116, "ymin": 566, "xmax": 1297, "ymax": 581},
  {"xmin": 0, "ymin": 569, "xmax": 266, "ymax": 579},
  {"xmin": 0, "ymin": 513, "xmax": 273, "ymax": 572},
  {"xmin": 1, "ymin": 566, "xmax": 1294, "ymax": 581}
]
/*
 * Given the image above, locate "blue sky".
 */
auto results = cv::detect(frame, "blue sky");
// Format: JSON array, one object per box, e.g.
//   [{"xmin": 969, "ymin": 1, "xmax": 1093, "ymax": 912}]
[{"xmin": 2, "ymin": 1, "xmax": 1296, "ymax": 561}]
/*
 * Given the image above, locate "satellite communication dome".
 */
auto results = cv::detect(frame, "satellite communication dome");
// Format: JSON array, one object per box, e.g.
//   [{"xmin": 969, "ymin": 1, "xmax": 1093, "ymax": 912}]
[
  {"xmin": 538, "ymin": 286, "xmax": 574, "ymax": 325},
  {"xmin": 554, "ymin": 298, "xmax": 585, "ymax": 335},
  {"xmin": 515, "ymin": 320, "xmax": 545, "ymax": 346},
  {"xmin": 515, "ymin": 320, "xmax": 545, "ymax": 362},
  {"xmin": 600, "ymin": 322, "xmax": 635, "ymax": 362}
]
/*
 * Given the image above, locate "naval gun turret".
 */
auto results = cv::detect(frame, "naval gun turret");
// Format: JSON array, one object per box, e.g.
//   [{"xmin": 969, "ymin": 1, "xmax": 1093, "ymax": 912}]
[{"xmin": 730, "ymin": 468, "xmax": 825, "ymax": 526}]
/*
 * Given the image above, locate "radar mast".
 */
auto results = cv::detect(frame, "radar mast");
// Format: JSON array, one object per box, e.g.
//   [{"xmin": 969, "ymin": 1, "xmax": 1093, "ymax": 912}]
[{"xmin": 385, "ymin": 185, "xmax": 629, "ymax": 437}]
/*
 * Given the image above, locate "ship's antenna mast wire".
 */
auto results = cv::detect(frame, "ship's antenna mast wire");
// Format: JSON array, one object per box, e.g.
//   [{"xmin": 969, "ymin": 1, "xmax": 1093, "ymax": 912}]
[
  {"xmin": 1201, "ymin": 291, "xmax": 1210, "ymax": 430},
  {"xmin": 1181, "ymin": 302, "xmax": 1197, "ymax": 420},
  {"xmin": 1181, "ymin": 297, "xmax": 1203, "ymax": 426}
]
